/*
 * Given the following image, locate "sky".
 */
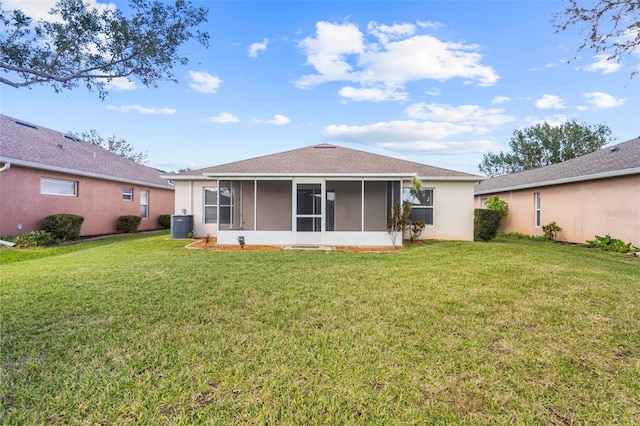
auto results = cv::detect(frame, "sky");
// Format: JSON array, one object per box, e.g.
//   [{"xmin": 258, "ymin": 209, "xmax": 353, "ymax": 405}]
[{"xmin": 1, "ymin": 0, "xmax": 639, "ymax": 175}]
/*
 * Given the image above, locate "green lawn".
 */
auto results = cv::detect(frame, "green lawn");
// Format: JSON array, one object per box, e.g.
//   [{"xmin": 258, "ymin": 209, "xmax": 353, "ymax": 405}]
[{"xmin": 1, "ymin": 233, "xmax": 639, "ymax": 424}]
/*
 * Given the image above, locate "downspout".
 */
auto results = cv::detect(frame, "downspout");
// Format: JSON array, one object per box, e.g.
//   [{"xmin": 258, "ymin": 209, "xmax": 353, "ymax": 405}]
[{"xmin": 0, "ymin": 162, "xmax": 11, "ymax": 172}]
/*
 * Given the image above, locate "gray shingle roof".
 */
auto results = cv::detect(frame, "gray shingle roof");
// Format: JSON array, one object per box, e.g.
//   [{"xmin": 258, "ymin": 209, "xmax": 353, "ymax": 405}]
[
  {"xmin": 0, "ymin": 114, "xmax": 173, "ymax": 189},
  {"xmin": 173, "ymin": 143, "xmax": 481, "ymax": 180},
  {"xmin": 475, "ymin": 137, "xmax": 640, "ymax": 194}
]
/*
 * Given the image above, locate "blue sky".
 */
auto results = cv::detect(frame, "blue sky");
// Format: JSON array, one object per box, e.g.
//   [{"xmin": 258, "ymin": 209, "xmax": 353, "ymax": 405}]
[{"xmin": 2, "ymin": 0, "xmax": 639, "ymax": 175}]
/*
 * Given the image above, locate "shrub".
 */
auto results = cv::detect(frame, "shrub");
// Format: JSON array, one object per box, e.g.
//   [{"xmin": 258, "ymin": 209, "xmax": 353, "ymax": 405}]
[
  {"xmin": 587, "ymin": 235, "xmax": 638, "ymax": 253},
  {"xmin": 158, "ymin": 214, "xmax": 171, "ymax": 229},
  {"xmin": 116, "ymin": 215, "xmax": 142, "ymax": 233},
  {"xmin": 42, "ymin": 213, "xmax": 84, "ymax": 241},
  {"xmin": 542, "ymin": 221, "xmax": 563, "ymax": 241},
  {"xmin": 474, "ymin": 209, "xmax": 503, "ymax": 241},
  {"xmin": 484, "ymin": 196, "xmax": 508, "ymax": 218},
  {"xmin": 14, "ymin": 230, "xmax": 55, "ymax": 247}
]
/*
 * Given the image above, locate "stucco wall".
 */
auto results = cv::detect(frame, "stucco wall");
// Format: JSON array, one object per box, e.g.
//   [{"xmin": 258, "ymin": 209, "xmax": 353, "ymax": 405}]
[
  {"xmin": 0, "ymin": 166, "xmax": 174, "ymax": 236},
  {"xmin": 415, "ymin": 180, "xmax": 476, "ymax": 241},
  {"xmin": 474, "ymin": 174, "xmax": 640, "ymax": 245}
]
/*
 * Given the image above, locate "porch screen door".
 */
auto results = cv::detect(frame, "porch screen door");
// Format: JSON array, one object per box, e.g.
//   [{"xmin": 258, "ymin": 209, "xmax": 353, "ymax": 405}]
[{"xmin": 296, "ymin": 183, "xmax": 322, "ymax": 232}]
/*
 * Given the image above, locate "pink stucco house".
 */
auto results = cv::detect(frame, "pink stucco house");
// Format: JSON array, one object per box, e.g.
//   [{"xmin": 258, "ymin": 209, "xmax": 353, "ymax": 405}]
[
  {"xmin": 165, "ymin": 144, "xmax": 483, "ymax": 247},
  {"xmin": 0, "ymin": 114, "xmax": 174, "ymax": 237},
  {"xmin": 474, "ymin": 137, "xmax": 640, "ymax": 245}
]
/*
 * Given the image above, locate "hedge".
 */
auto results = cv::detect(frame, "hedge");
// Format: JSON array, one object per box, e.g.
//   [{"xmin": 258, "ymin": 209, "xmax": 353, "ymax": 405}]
[
  {"xmin": 42, "ymin": 213, "xmax": 84, "ymax": 241},
  {"xmin": 116, "ymin": 215, "xmax": 142, "ymax": 233},
  {"xmin": 474, "ymin": 209, "xmax": 503, "ymax": 242}
]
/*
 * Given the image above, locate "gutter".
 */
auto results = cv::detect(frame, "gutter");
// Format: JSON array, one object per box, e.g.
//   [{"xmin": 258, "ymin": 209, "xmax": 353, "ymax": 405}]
[
  {"xmin": 1, "ymin": 157, "xmax": 174, "ymax": 190},
  {"xmin": 0, "ymin": 161, "xmax": 10, "ymax": 172},
  {"xmin": 475, "ymin": 167, "xmax": 640, "ymax": 195},
  {"xmin": 165, "ymin": 172, "xmax": 485, "ymax": 182}
]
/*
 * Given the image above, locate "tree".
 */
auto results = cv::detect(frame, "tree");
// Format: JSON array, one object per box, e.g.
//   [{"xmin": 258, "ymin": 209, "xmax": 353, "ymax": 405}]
[
  {"xmin": 0, "ymin": 0, "xmax": 209, "ymax": 99},
  {"xmin": 479, "ymin": 120, "xmax": 613, "ymax": 177},
  {"xmin": 76, "ymin": 129, "xmax": 148, "ymax": 164},
  {"xmin": 553, "ymin": 0, "xmax": 640, "ymax": 78}
]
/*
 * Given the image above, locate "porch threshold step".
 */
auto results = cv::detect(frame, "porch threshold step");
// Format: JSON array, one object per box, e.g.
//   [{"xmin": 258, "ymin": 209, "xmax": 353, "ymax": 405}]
[{"xmin": 282, "ymin": 245, "xmax": 334, "ymax": 251}]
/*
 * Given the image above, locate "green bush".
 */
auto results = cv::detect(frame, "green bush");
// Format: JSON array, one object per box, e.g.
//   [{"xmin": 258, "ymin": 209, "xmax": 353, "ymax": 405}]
[
  {"xmin": 158, "ymin": 214, "xmax": 171, "ymax": 229},
  {"xmin": 484, "ymin": 195, "xmax": 508, "ymax": 218},
  {"xmin": 116, "ymin": 215, "xmax": 142, "ymax": 233},
  {"xmin": 474, "ymin": 209, "xmax": 503, "ymax": 242},
  {"xmin": 14, "ymin": 230, "xmax": 55, "ymax": 247},
  {"xmin": 587, "ymin": 235, "xmax": 638, "ymax": 253},
  {"xmin": 42, "ymin": 213, "xmax": 84, "ymax": 241},
  {"xmin": 542, "ymin": 221, "xmax": 563, "ymax": 241}
]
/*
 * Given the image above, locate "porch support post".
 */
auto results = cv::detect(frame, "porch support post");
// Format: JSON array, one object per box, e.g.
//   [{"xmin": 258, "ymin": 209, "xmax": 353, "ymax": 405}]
[{"xmin": 361, "ymin": 179, "xmax": 365, "ymax": 232}]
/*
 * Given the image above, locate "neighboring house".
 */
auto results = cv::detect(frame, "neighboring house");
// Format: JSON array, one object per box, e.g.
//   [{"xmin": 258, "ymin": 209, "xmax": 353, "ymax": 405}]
[
  {"xmin": 474, "ymin": 137, "xmax": 640, "ymax": 245},
  {"xmin": 0, "ymin": 114, "xmax": 174, "ymax": 236},
  {"xmin": 164, "ymin": 143, "xmax": 483, "ymax": 247}
]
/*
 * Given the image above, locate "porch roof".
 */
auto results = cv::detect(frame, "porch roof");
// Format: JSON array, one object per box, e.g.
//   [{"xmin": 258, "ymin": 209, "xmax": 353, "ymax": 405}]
[{"xmin": 167, "ymin": 144, "xmax": 483, "ymax": 181}]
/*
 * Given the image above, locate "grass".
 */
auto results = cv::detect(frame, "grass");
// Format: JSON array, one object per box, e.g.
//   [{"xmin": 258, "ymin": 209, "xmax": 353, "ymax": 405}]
[{"xmin": 1, "ymin": 232, "xmax": 639, "ymax": 424}]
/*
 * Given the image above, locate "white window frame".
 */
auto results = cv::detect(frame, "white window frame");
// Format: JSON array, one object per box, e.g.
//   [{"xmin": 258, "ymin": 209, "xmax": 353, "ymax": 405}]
[
  {"xmin": 203, "ymin": 187, "xmax": 218, "ymax": 224},
  {"xmin": 40, "ymin": 177, "xmax": 77, "ymax": 196},
  {"xmin": 122, "ymin": 187, "xmax": 133, "ymax": 201},
  {"xmin": 534, "ymin": 192, "xmax": 541, "ymax": 227},
  {"xmin": 480, "ymin": 197, "xmax": 488, "ymax": 208},
  {"xmin": 403, "ymin": 187, "xmax": 434, "ymax": 226},
  {"xmin": 140, "ymin": 190, "xmax": 149, "ymax": 219}
]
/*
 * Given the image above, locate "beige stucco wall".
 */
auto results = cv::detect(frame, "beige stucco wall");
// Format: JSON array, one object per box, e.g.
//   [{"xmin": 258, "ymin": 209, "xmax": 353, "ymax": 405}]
[
  {"xmin": 0, "ymin": 165, "xmax": 174, "ymax": 236},
  {"xmin": 474, "ymin": 174, "xmax": 640, "ymax": 245},
  {"xmin": 415, "ymin": 180, "xmax": 476, "ymax": 241}
]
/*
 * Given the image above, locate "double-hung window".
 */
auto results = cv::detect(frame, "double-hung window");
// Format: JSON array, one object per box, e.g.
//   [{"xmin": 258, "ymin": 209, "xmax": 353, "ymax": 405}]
[
  {"xmin": 122, "ymin": 187, "xmax": 133, "ymax": 201},
  {"xmin": 204, "ymin": 187, "xmax": 218, "ymax": 224},
  {"xmin": 140, "ymin": 190, "xmax": 148, "ymax": 219},
  {"xmin": 534, "ymin": 192, "xmax": 541, "ymax": 227},
  {"xmin": 41, "ymin": 177, "xmax": 77, "ymax": 196},
  {"xmin": 403, "ymin": 187, "xmax": 434, "ymax": 226}
]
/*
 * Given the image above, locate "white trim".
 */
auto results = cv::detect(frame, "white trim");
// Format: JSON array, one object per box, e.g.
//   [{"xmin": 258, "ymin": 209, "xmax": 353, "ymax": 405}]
[
  {"xmin": 2, "ymin": 157, "xmax": 174, "ymax": 190},
  {"xmin": 217, "ymin": 230, "xmax": 398, "ymax": 247},
  {"xmin": 474, "ymin": 167, "xmax": 640, "ymax": 195}
]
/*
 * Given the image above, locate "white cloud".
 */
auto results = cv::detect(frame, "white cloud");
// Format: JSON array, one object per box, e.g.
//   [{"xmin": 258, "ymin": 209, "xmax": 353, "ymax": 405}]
[
  {"xmin": 584, "ymin": 54, "xmax": 622, "ymax": 74},
  {"xmin": 188, "ymin": 71, "xmax": 222, "ymax": 94},
  {"xmin": 105, "ymin": 77, "xmax": 136, "ymax": 91},
  {"xmin": 106, "ymin": 105, "xmax": 176, "ymax": 115},
  {"xmin": 249, "ymin": 38, "xmax": 269, "ymax": 58},
  {"xmin": 320, "ymin": 100, "xmax": 512, "ymax": 154},
  {"xmin": 405, "ymin": 103, "xmax": 514, "ymax": 127},
  {"xmin": 321, "ymin": 121, "xmax": 501, "ymax": 154},
  {"xmin": 3, "ymin": 0, "xmax": 116, "ymax": 22},
  {"xmin": 367, "ymin": 21, "xmax": 416, "ymax": 44},
  {"xmin": 583, "ymin": 92, "xmax": 626, "ymax": 108},
  {"xmin": 338, "ymin": 86, "xmax": 408, "ymax": 102},
  {"xmin": 208, "ymin": 112, "xmax": 240, "ymax": 124},
  {"xmin": 296, "ymin": 20, "xmax": 499, "ymax": 100},
  {"xmin": 523, "ymin": 114, "xmax": 569, "ymax": 127},
  {"xmin": 254, "ymin": 114, "xmax": 290, "ymax": 125},
  {"xmin": 297, "ymin": 21, "xmax": 365, "ymax": 87},
  {"xmin": 491, "ymin": 96, "xmax": 510, "ymax": 105},
  {"xmin": 535, "ymin": 94, "xmax": 566, "ymax": 109},
  {"xmin": 427, "ymin": 88, "xmax": 441, "ymax": 96}
]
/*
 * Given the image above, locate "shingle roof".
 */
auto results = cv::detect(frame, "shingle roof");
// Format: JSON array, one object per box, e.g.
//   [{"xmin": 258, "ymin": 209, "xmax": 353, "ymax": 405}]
[
  {"xmin": 0, "ymin": 114, "xmax": 173, "ymax": 189},
  {"xmin": 475, "ymin": 137, "xmax": 640, "ymax": 194},
  {"xmin": 172, "ymin": 143, "xmax": 481, "ymax": 180}
]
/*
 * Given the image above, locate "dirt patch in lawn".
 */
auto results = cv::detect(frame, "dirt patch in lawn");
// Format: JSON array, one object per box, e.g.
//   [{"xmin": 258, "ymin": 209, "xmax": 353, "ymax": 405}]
[{"xmin": 185, "ymin": 238, "xmax": 397, "ymax": 253}]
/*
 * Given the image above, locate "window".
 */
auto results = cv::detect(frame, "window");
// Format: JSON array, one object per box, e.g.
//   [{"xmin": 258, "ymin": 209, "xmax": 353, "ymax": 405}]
[
  {"xmin": 403, "ymin": 187, "xmax": 434, "ymax": 225},
  {"xmin": 534, "ymin": 192, "xmax": 541, "ymax": 227},
  {"xmin": 140, "ymin": 190, "xmax": 148, "ymax": 219},
  {"xmin": 204, "ymin": 187, "xmax": 218, "ymax": 224},
  {"xmin": 41, "ymin": 177, "xmax": 77, "ymax": 196},
  {"xmin": 122, "ymin": 187, "xmax": 133, "ymax": 201},
  {"xmin": 480, "ymin": 197, "xmax": 488, "ymax": 208}
]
